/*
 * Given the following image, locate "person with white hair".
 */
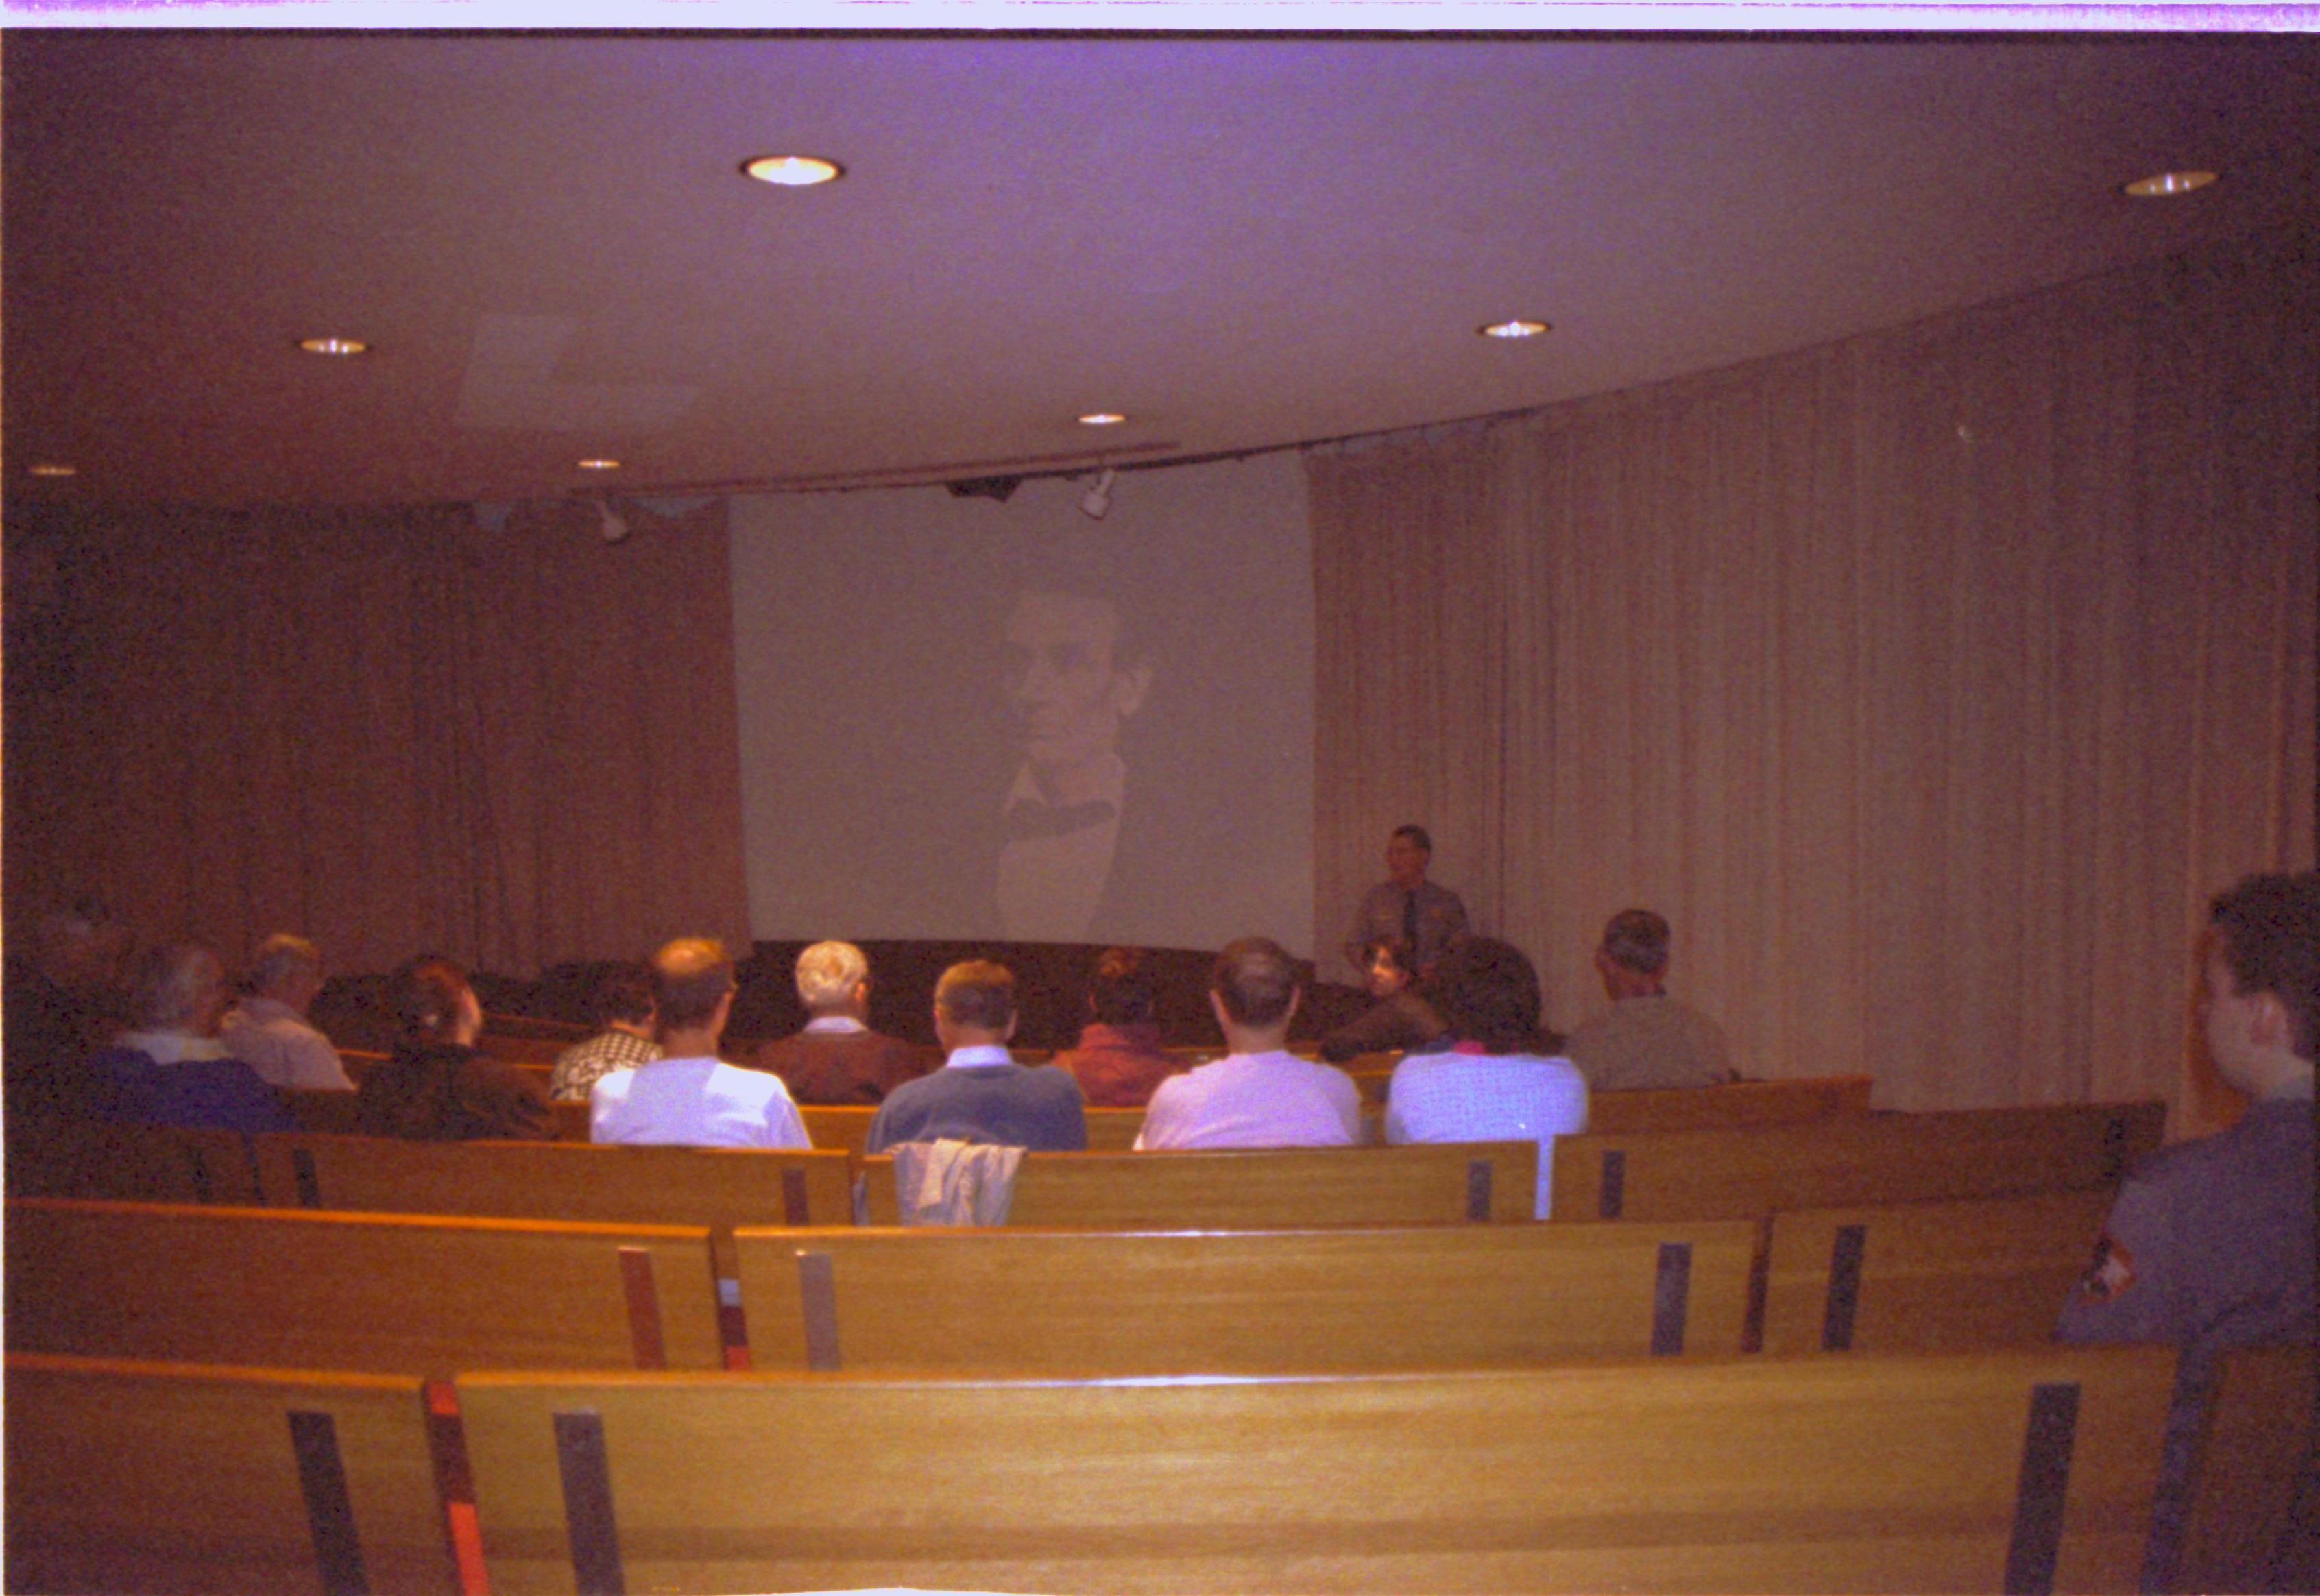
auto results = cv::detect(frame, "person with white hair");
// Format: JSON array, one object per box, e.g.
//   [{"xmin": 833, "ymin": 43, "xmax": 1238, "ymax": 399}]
[
  {"xmin": 747, "ymin": 940, "xmax": 925, "ymax": 1104},
  {"xmin": 221, "ymin": 933, "xmax": 353, "ymax": 1090},
  {"xmin": 88, "ymin": 943, "xmax": 295, "ymax": 1133}
]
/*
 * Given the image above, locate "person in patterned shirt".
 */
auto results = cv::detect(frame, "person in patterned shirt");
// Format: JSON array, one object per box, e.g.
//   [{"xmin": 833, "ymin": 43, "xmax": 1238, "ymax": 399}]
[{"xmin": 548, "ymin": 963, "xmax": 661, "ymax": 1102}]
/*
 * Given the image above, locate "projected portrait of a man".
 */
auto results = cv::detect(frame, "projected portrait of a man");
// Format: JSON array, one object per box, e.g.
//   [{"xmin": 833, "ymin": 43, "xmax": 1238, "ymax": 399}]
[{"xmin": 996, "ymin": 588, "xmax": 1152, "ymax": 941}]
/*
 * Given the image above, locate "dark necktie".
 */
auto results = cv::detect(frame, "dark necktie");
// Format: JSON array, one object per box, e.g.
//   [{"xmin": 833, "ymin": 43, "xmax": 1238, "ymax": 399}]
[
  {"xmin": 1401, "ymin": 889, "xmax": 1420, "ymax": 952},
  {"xmin": 1005, "ymin": 797, "xmax": 1118, "ymax": 842}
]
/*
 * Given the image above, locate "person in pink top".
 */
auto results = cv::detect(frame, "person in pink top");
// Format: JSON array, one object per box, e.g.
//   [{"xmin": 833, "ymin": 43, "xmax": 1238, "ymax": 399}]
[
  {"xmin": 1135, "ymin": 938, "xmax": 1360, "ymax": 1150},
  {"xmin": 1054, "ymin": 947, "xmax": 1181, "ymax": 1109}
]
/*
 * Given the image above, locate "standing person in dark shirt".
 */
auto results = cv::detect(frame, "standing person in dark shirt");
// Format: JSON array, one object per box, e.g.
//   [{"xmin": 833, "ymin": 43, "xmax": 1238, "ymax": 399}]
[
  {"xmin": 356, "ymin": 957, "xmax": 553, "ymax": 1141},
  {"xmin": 1344, "ymin": 825, "xmax": 1468, "ymax": 978},
  {"xmin": 1054, "ymin": 947, "xmax": 1181, "ymax": 1109}
]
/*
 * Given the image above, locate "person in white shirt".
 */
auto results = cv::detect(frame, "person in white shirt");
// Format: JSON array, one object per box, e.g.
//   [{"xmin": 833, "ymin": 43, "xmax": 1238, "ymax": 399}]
[
  {"xmin": 1385, "ymin": 936, "xmax": 1588, "ymax": 1218},
  {"xmin": 1136, "ymin": 937, "xmax": 1360, "ymax": 1150},
  {"xmin": 590, "ymin": 937, "xmax": 810, "ymax": 1149},
  {"xmin": 220, "ymin": 933, "xmax": 354, "ymax": 1091}
]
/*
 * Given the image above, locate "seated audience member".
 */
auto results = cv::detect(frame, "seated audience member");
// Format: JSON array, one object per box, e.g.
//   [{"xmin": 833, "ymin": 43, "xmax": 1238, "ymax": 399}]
[
  {"xmin": 3, "ymin": 897, "xmax": 134, "ymax": 1124},
  {"xmin": 1384, "ymin": 937, "xmax": 1587, "ymax": 1219},
  {"xmin": 356, "ymin": 957, "xmax": 553, "ymax": 1141},
  {"xmin": 867, "ymin": 961, "xmax": 1086, "ymax": 1152},
  {"xmin": 1565, "ymin": 909, "xmax": 1734, "ymax": 1090},
  {"xmin": 1318, "ymin": 938, "xmax": 1451, "ymax": 1064},
  {"xmin": 221, "ymin": 933, "xmax": 353, "ymax": 1091},
  {"xmin": 2058, "ymin": 871, "xmax": 2317, "ymax": 1591},
  {"xmin": 88, "ymin": 943, "xmax": 297, "ymax": 1133},
  {"xmin": 547, "ymin": 963, "xmax": 662, "ymax": 1102},
  {"xmin": 592, "ymin": 939, "xmax": 810, "ymax": 1148},
  {"xmin": 1053, "ymin": 947, "xmax": 1180, "ymax": 1109},
  {"xmin": 747, "ymin": 940, "xmax": 923, "ymax": 1105},
  {"xmin": 1137, "ymin": 939, "xmax": 1360, "ymax": 1150}
]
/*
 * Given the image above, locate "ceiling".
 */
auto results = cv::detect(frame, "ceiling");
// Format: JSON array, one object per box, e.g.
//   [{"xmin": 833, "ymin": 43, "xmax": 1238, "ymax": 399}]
[{"xmin": 5, "ymin": 32, "xmax": 2316, "ymax": 511}]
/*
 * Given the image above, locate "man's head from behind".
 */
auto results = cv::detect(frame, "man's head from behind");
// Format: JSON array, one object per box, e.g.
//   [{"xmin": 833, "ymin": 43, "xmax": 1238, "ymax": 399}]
[
  {"xmin": 1211, "ymin": 936, "xmax": 1300, "ymax": 1036},
  {"xmin": 249, "ymin": 934, "xmax": 326, "ymax": 1010},
  {"xmin": 652, "ymin": 938, "xmax": 736, "ymax": 1039},
  {"xmin": 1596, "ymin": 908, "xmax": 1672, "ymax": 1000},
  {"xmin": 934, "ymin": 960, "xmax": 1016, "ymax": 1047},
  {"xmin": 130, "ymin": 943, "xmax": 228, "ymax": 1035},
  {"xmin": 2204, "ymin": 872, "xmax": 2319, "ymax": 1093},
  {"xmin": 795, "ymin": 941, "xmax": 871, "ymax": 1019},
  {"xmin": 1003, "ymin": 589, "xmax": 1152, "ymax": 774}
]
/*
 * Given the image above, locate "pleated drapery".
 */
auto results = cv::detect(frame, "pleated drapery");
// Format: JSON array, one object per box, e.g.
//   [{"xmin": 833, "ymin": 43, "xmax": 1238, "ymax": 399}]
[
  {"xmin": 1309, "ymin": 226, "xmax": 2317, "ymax": 1117},
  {"xmin": 4, "ymin": 498, "xmax": 750, "ymax": 978}
]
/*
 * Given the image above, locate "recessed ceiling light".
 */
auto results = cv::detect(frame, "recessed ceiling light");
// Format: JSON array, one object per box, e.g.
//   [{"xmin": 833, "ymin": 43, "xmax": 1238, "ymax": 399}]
[
  {"xmin": 577, "ymin": 458, "xmax": 622, "ymax": 471},
  {"xmin": 28, "ymin": 463, "xmax": 77, "ymax": 478},
  {"xmin": 298, "ymin": 336, "xmax": 370, "ymax": 356},
  {"xmin": 742, "ymin": 155, "xmax": 843, "ymax": 188},
  {"xmin": 1077, "ymin": 413, "xmax": 1127, "ymax": 426},
  {"xmin": 1479, "ymin": 319, "xmax": 1551, "ymax": 339},
  {"xmin": 2123, "ymin": 170, "xmax": 2219, "ymax": 198}
]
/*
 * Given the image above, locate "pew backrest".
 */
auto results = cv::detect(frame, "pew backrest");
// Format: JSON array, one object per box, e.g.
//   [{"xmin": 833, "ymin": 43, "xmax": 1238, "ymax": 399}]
[
  {"xmin": 2175, "ymin": 1344, "xmax": 2318, "ymax": 1596},
  {"xmin": 1553, "ymin": 1100, "xmax": 2166, "ymax": 1222},
  {"xmin": 1590, "ymin": 1074, "xmax": 1876, "ymax": 1133},
  {"xmin": 5, "ymin": 1197, "xmax": 725, "ymax": 1375},
  {"xmin": 455, "ymin": 1344, "xmax": 2176, "ymax": 1594},
  {"xmin": 858, "ymin": 1139, "xmax": 1538, "ymax": 1226},
  {"xmin": 1760, "ymin": 1187, "xmax": 2114, "ymax": 1353},
  {"xmin": 6, "ymin": 1352, "xmax": 459, "ymax": 1596},
  {"xmin": 252, "ymin": 1133, "xmax": 856, "ymax": 1227},
  {"xmin": 801, "ymin": 1104, "xmax": 1157, "ymax": 1156},
  {"xmin": 3, "ymin": 1118, "xmax": 262, "ymax": 1206},
  {"xmin": 736, "ymin": 1218, "xmax": 1757, "ymax": 1373}
]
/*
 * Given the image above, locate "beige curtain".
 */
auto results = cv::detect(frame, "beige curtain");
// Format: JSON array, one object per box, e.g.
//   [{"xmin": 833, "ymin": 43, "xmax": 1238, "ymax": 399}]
[
  {"xmin": 4, "ymin": 498, "xmax": 749, "ymax": 978},
  {"xmin": 1311, "ymin": 226, "xmax": 2317, "ymax": 1116}
]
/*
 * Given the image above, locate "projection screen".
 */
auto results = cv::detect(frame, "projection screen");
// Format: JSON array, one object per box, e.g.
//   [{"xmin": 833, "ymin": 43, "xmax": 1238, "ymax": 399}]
[{"xmin": 729, "ymin": 452, "xmax": 1314, "ymax": 956}]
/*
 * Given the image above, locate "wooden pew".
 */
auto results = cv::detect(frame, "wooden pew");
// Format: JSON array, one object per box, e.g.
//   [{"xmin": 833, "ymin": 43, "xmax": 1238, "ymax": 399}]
[
  {"xmin": 736, "ymin": 1219, "xmax": 1756, "ymax": 1373},
  {"xmin": 2, "ymin": 1118, "xmax": 262, "ymax": 1205},
  {"xmin": 8, "ymin": 1352, "xmax": 461, "ymax": 1596},
  {"xmin": 858, "ymin": 1140, "xmax": 1538, "ymax": 1226},
  {"xmin": 1591, "ymin": 1074, "xmax": 1876, "ymax": 1133},
  {"xmin": 455, "ymin": 1344, "xmax": 2177, "ymax": 1594},
  {"xmin": 280, "ymin": 1085, "xmax": 365, "ymax": 1135},
  {"xmin": 252, "ymin": 1132, "xmax": 857, "ymax": 1228},
  {"xmin": 1551, "ymin": 1100, "xmax": 2166, "ymax": 1222},
  {"xmin": 2174, "ymin": 1344, "xmax": 2318, "ymax": 1595},
  {"xmin": 6, "ymin": 1197, "xmax": 725, "ymax": 1375},
  {"xmin": 800, "ymin": 1103, "xmax": 1155, "ymax": 1155},
  {"xmin": 1759, "ymin": 1188, "xmax": 2114, "ymax": 1353}
]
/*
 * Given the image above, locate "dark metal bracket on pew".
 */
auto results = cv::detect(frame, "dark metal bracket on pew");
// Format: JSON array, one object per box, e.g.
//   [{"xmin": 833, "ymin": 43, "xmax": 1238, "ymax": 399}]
[
  {"xmin": 797, "ymin": 1250, "xmax": 842, "ymax": 1371},
  {"xmin": 2004, "ymin": 1381, "xmax": 2081, "ymax": 1596},
  {"xmin": 1650, "ymin": 1242, "xmax": 1691, "ymax": 1355},
  {"xmin": 289, "ymin": 1410, "xmax": 371, "ymax": 1596},
  {"xmin": 1822, "ymin": 1222, "xmax": 1868, "ymax": 1351},
  {"xmin": 554, "ymin": 1410, "xmax": 625, "ymax": 1596}
]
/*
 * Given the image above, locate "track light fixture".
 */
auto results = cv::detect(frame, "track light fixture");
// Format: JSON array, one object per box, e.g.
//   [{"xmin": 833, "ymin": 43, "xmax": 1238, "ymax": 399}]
[
  {"xmin": 1079, "ymin": 467, "xmax": 1117, "ymax": 521},
  {"xmin": 945, "ymin": 476, "xmax": 1022, "ymax": 503}
]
